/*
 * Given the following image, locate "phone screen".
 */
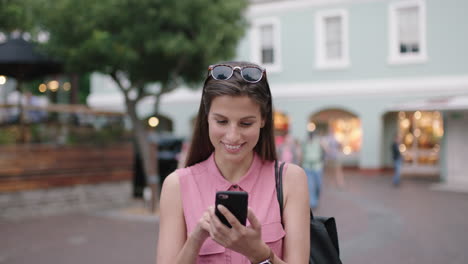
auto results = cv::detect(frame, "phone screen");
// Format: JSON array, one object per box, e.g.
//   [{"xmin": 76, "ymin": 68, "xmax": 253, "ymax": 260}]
[{"xmin": 215, "ymin": 191, "xmax": 248, "ymax": 228}]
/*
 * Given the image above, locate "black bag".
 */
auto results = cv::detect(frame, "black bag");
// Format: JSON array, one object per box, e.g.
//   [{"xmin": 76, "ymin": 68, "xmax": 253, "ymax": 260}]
[{"xmin": 275, "ymin": 161, "xmax": 343, "ymax": 264}]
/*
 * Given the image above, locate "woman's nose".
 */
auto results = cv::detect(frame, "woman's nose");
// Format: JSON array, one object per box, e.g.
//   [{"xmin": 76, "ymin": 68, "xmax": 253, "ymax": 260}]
[{"xmin": 225, "ymin": 125, "xmax": 241, "ymax": 141}]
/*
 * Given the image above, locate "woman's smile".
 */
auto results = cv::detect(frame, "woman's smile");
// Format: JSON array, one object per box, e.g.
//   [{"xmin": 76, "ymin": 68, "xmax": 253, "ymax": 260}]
[{"xmin": 222, "ymin": 142, "xmax": 244, "ymax": 153}]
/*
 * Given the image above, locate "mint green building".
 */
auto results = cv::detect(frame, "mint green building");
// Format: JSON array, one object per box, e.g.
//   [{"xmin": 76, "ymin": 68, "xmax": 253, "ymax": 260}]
[{"xmin": 89, "ymin": 0, "xmax": 468, "ymax": 187}]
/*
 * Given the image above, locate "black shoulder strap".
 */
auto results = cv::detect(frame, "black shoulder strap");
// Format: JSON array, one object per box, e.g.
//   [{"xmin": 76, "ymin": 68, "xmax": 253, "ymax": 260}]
[
  {"xmin": 274, "ymin": 160, "xmax": 286, "ymax": 218},
  {"xmin": 275, "ymin": 161, "xmax": 315, "ymax": 222}
]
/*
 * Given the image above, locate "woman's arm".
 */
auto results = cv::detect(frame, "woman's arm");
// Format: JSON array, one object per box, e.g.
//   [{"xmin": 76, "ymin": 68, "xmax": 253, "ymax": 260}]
[
  {"xmin": 156, "ymin": 172, "xmax": 210, "ymax": 264},
  {"xmin": 281, "ymin": 163, "xmax": 310, "ymax": 263}
]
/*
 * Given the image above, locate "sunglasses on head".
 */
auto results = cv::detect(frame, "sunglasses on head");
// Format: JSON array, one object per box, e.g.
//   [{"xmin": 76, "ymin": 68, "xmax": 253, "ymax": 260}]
[{"xmin": 208, "ymin": 64, "xmax": 265, "ymax": 83}]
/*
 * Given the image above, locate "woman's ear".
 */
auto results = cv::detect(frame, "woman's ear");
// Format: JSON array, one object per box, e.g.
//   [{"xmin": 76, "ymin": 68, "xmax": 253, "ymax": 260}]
[{"xmin": 261, "ymin": 119, "xmax": 266, "ymax": 128}]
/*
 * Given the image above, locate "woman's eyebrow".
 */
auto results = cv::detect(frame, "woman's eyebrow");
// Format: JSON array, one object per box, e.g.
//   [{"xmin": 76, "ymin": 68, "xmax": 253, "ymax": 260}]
[
  {"xmin": 212, "ymin": 113, "xmax": 227, "ymax": 118},
  {"xmin": 240, "ymin": 116, "xmax": 258, "ymax": 120},
  {"xmin": 212, "ymin": 113, "xmax": 257, "ymax": 120}
]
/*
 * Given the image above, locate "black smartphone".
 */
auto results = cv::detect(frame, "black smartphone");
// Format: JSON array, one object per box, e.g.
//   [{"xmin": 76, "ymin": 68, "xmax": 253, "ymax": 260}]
[{"xmin": 215, "ymin": 191, "xmax": 248, "ymax": 228}]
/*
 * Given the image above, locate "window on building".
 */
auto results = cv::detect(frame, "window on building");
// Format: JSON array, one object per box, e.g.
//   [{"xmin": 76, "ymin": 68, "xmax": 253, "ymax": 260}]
[
  {"xmin": 260, "ymin": 25, "xmax": 274, "ymax": 64},
  {"xmin": 325, "ymin": 16, "xmax": 343, "ymax": 60},
  {"xmin": 250, "ymin": 17, "xmax": 281, "ymax": 72},
  {"xmin": 398, "ymin": 6, "xmax": 420, "ymax": 54},
  {"xmin": 389, "ymin": 0, "xmax": 427, "ymax": 64},
  {"xmin": 315, "ymin": 9, "xmax": 349, "ymax": 69}
]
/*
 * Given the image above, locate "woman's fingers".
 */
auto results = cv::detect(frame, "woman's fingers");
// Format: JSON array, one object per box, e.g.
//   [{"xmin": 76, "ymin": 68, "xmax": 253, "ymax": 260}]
[
  {"xmin": 199, "ymin": 210, "xmax": 211, "ymax": 231},
  {"xmin": 209, "ymin": 206, "xmax": 231, "ymax": 245},
  {"xmin": 247, "ymin": 207, "xmax": 262, "ymax": 232},
  {"xmin": 216, "ymin": 204, "xmax": 244, "ymax": 229}
]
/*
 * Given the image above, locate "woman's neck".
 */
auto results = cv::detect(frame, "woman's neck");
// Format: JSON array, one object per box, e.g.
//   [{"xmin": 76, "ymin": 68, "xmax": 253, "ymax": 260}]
[{"xmin": 214, "ymin": 152, "xmax": 254, "ymax": 183}]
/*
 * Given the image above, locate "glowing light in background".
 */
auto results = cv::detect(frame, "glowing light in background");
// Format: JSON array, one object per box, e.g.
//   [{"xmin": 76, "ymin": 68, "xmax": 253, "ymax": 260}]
[
  {"xmin": 398, "ymin": 111, "xmax": 406, "ymax": 119},
  {"xmin": 148, "ymin": 117, "xmax": 159, "ymax": 127},
  {"xmin": 48, "ymin": 80, "xmax": 59, "ymax": 92},
  {"xmin": 401, "ymin": 118, "xmax": 410, "ymax": 129},
  {"xmin": 414, "ymin": 128, "xmax": 421, "ymax": 137},
  {"xmin": 63, "ymin": 82, "xmax": 71, "ymax": 91},
  {"xmin": 38, "ymin": 83, "xmax": 47, "ymax": 93},
  {"xmin": 307, "ymin": 122, "xmax": 316, "ymax": 132},
  {"xmin": 343, "ymin": 145, "xmax": 352, "ymax": 155},
  {"xmin": 414, "ymin": 111, "xmax": 422, "ymax": 120},
  {"xmin": 399, "ymin": 144, "xmax": 407, "ymax": 152}
]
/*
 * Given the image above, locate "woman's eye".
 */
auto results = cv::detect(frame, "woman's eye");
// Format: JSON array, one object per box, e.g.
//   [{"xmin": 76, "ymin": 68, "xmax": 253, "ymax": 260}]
[
  {"xmin": 240, "ymin": 122, "xmax": 253, "ymax": 127},
  {"xmin": 216, "ymin": 120, "xmax": 227, "ymax": 125}
]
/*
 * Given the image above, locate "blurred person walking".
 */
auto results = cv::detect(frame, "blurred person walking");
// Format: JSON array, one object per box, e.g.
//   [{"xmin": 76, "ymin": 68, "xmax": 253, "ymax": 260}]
[
  {"xmin": 324, "ymin": 130, "xmax": 345, "ymax": 188},
  {"xmin": 176, "ymin": 138, "xmax": 191, "ymax": 169},
  {"xmin": 277, "ymin": 133, "xmax": 302, "ymax": 165},
  {"xmin": 392, "ymin": 134, "xmax": 402, "ymax": 186},
  {"xmin": 302, "ymin": 131, "xmax": 324, "ymax": 209}
]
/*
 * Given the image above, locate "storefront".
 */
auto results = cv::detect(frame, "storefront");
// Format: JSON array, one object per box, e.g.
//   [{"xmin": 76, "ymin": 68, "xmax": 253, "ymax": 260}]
[
  {"xmin": 390, "ymin": 96, "xmax": 468, "ymax": 188},
  {"xmin": 397, "ymin": 110, "xmax": 443, "ymax": 176},
  {"xmin": 308, "ymin": 109, "xmax": 362, "ymax": 166}
]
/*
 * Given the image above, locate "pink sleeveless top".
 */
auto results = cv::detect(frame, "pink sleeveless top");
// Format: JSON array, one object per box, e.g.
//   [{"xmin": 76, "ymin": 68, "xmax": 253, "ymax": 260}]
[{"xmin": 177, "ymin": 153, "xmax": 286, "ymax": 263}]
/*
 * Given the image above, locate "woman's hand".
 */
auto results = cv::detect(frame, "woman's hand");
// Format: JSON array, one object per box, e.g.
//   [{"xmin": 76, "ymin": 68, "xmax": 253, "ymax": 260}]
[
  {"xmin": 190, "ymin": 208, "xmax": 212, "ymax": 245},
  {"xmin": 208, "ymin": 206, "xmax": 271, "ymax": 263}
]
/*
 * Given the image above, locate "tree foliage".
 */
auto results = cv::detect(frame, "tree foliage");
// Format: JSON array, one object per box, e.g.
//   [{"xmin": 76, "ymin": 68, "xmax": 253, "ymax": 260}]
[
  {"xmin": 0, "ymin": 0, "xmax": 35, "ymax": 33},
  {"xmin": 38, "ymin": 0, "xmax": 247, "ymax": 89}
]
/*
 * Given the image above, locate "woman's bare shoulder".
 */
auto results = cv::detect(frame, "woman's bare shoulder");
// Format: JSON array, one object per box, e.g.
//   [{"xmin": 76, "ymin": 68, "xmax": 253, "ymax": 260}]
[
  {"xmin": 282, "ymin": 163, "xmax": 308, "ymax": 200},
  {"xmin": 284, "ymin": 163, "xmax": 307, "ymax": 183},
  {"xmin": 160, "ymin": 171, "xmax": 182, "ymax": 203},
  {"xmin": 162, "ymin": 171, "xmax": 181, "ymax": 189}
]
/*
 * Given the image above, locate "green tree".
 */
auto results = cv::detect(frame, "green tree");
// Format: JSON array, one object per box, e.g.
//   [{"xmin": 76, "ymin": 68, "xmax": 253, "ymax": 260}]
[
  {"xmin": 38, "ymin": 0, "xmax": 248, "ymax": 210},
  {"xmin": 0, "ymin": 0, "xmax": 35, "ymax": 35}
]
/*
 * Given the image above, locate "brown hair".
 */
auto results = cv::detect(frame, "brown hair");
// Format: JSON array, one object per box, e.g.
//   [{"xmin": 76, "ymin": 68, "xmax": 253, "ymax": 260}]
[{"xmin": 184, "ymin": 61, "xmax": 277, "ymax": 167}]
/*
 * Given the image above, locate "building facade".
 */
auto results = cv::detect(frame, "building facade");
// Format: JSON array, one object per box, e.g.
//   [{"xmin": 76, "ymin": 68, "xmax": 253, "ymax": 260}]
[{"xmin": 88, "ymin": 0, "xmax": 468, "ymax": 183}]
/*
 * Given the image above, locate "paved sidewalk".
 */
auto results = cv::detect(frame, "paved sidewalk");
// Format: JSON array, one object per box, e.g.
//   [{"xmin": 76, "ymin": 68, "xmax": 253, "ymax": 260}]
[
  {"xmin": 316, "ymin": 172, "xmax": 468, "ymax": 264},
  {"xmin": 1, "ymin": 172, "xmax": 467, "ymax": 264}
]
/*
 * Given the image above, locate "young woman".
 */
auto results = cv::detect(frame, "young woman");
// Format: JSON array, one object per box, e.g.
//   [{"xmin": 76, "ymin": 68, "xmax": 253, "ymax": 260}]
[{"xmin": 156, "ymin": 61, "xmax": 310, "ymax": 264}]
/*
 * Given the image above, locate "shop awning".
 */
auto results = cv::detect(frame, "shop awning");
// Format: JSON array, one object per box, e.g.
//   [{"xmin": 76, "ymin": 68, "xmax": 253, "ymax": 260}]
[{"xmin": 388, "ymin": 96, "xmax": 468, "ymax": 111}]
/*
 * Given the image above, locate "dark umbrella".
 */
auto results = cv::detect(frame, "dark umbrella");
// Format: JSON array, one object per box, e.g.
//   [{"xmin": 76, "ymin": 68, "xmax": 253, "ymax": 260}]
[
  {"xmin": 0, "ymin": 37, "xmax": 62, "ymax": 142},
  {"xmin": 0, "ymin": 37, "xmax": 62, "ymax": 80}
]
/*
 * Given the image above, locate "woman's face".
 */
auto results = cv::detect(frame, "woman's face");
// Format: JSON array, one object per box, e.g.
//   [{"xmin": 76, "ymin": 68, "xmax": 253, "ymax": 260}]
[{"xmin": 208, "ymin": 95, "xmax": 265, "ymax": 164}]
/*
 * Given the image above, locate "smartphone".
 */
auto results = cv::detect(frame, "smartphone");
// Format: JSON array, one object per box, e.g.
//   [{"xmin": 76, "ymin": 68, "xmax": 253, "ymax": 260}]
[{"xmin": 215, "ymin": 191, "xmax": 248, "ymax": 228}]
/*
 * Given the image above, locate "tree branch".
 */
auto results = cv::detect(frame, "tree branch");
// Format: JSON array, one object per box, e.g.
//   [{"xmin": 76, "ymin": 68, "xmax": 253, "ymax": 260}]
[{"xmin": 110, "ymin": 71, "xmax": 129, "ymax": 96}]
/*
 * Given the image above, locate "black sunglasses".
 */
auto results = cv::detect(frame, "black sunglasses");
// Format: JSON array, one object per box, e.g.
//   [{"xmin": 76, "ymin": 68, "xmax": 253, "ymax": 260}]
[{"xmin": 208, "ymin": 64, "xmax": 266, "ymax": 83}]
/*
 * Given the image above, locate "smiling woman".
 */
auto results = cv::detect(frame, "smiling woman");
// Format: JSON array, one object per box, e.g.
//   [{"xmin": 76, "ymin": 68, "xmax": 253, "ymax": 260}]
[{"xmin": 156, "ymin": 61, "xmax": 310, "ymax": 264}]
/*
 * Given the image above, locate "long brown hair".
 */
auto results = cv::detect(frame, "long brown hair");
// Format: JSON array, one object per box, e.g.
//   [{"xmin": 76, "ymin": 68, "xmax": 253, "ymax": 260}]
[{"xmin": 185, "ymin": 61, "xmax": 277, "ymax": 167}]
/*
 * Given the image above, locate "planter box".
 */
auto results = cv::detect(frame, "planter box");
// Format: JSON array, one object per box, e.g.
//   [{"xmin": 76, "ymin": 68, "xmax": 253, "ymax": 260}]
[{"xmin": 0, "ymin": 143, "xmax": 134, "ymax": 192}]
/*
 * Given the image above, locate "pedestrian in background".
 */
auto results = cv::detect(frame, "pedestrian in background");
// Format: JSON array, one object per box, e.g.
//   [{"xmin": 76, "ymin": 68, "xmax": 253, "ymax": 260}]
[
  {"xmin": 392, "ymin": 134, "xmax": 402, "ymax": 186},
  {"xmin": 277, "ymin": 133, "xmax": 302, "ymax": 165},
  {"xmin": 176, "ymin": 138, "xmax": 191, "ymax": 169},
  {"xmin": 302, "ymin": 131, "xmax": 324, "ymax": 209},
  {"xmin": 324, "ymin": 130, "xmax": 345, "ymax": 188},
  {"xmin": 156, "ymin": 61, "xmax": 310, "ymax": 264}
]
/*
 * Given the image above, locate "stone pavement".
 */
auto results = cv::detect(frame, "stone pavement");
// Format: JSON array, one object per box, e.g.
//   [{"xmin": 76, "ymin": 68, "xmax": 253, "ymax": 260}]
[{"xmin": 1, "ymin": 171, "xmax": 467, "ymax": 264}]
